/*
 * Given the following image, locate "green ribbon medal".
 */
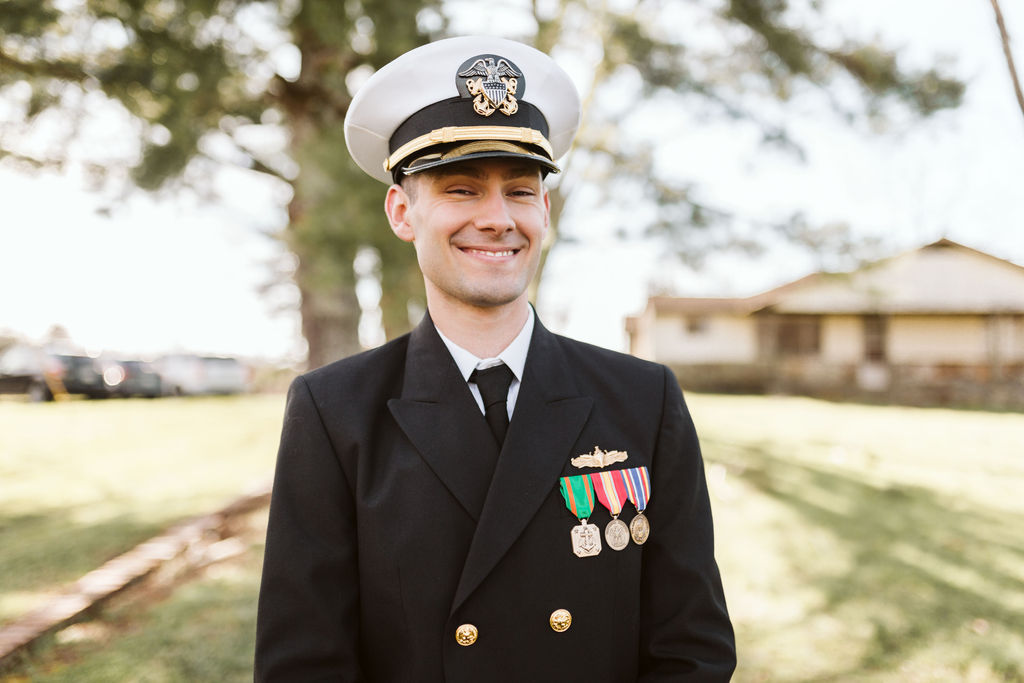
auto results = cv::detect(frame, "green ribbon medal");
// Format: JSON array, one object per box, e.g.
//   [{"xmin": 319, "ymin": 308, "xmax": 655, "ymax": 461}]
[{"xmin": 559, "ymin": 475, "xmax": 602, "ymax": 558}]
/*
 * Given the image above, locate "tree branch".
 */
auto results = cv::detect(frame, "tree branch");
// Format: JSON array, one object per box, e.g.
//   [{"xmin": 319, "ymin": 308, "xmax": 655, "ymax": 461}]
[
  {"xmin": 0, "ymin": 146, "xmax": 64, "ymax": 171},
  {"xmin": 989, "ymin": 0, "xmax": 1024, "ymax": 122},
  {"xmin": 229, "ymin": 138, "xmax": 291, "ymax": 182},
  {"xmin": 0, "ymin": 48, "xmax": 88, "ymax": 82}
]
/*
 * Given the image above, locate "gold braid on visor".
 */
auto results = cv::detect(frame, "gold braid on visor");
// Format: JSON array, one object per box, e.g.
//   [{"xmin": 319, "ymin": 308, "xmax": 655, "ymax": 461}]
[{"xmin": 384, "ymin": 125, "xmax": 554, "ymax": 172}]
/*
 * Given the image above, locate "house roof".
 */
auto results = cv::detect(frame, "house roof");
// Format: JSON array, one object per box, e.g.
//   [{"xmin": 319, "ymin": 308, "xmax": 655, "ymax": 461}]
[
  {"xmin": 646, "ymin": 240, "xmax": 1024, "ymax": 316},
  {"xmin": 644, "ymin": 296, "xmax": 762, "ymax": 315}
]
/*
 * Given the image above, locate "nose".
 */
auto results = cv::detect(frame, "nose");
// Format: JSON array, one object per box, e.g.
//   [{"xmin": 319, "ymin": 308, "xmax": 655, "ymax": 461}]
[{"xmin": 472, "ymin": 191, "xmax": 515, "ymax": 233}]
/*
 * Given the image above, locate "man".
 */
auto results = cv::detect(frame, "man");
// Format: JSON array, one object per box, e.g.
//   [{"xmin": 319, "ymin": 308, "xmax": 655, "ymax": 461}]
[{"xmin": 255, "ymin": 36, "xmax": 735, "ymax": 682}]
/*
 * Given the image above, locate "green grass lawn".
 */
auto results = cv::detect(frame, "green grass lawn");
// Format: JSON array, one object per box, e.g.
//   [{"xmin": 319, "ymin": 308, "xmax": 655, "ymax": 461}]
[
  {"xmin": 3, "ymin": 393, "xmax": 1024, "ymax": 681},
  {"xmin": 0, "ymin": 394, "xmax": 284, "ymax": 627},
  {"xmin": 689, "ymin": 394, "xmax": 1024, "ymax": 681},
  {"xmin": 8, "ymin": 510, "xmax": 268, "ymax": 683}
]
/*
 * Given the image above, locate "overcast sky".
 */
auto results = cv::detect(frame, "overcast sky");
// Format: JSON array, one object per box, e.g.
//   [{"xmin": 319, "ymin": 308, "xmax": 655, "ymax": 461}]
[{"xmin": 1, "ymin": 0, "xmax": 1022, "ymax": 360}]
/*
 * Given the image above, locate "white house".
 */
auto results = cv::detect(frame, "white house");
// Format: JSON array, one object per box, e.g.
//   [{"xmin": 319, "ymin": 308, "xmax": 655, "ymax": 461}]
[{"xmin": 626, "ymin": 240, "xmax": 1024, "ymax": 407}]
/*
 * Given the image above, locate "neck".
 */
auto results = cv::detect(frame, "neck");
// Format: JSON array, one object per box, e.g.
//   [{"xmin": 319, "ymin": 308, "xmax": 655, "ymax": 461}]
[{"xmin": 427, "ymin": 294, "xmax": 531, "ymax": 358}]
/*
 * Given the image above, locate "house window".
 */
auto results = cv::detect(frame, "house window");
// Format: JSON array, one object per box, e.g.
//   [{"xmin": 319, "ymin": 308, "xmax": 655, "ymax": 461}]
[
  {"xmin": 777, "ymin": 316, "xmax": 821, "ymax": 356},
  {"xmin": 864, "ymin": 315, "xmax": 887, "ymax": 362}
]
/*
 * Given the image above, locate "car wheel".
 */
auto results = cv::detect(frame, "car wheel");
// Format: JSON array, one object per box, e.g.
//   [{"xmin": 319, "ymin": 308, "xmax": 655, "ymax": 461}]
[{"xmin": 28, "ymin": 381, "xmax": 53, "ymax": 403}]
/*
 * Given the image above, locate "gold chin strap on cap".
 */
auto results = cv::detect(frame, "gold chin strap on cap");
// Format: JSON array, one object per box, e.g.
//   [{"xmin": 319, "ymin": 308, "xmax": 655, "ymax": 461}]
[
  {"xmin": 384, "ymin": 125, "xmax": 554, "ymax": 173},
  {"xmin": 442, "ymin": 140, "xmax": 536, "ymax": 158}
]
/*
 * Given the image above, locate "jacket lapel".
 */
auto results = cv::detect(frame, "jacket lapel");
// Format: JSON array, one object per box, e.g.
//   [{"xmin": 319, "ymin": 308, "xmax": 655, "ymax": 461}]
[
  {"xmin": 387, "ymin": 317, "xmax": 499, "ymax": 521},
  {"xmin": 451, "ymin": 320, "xmax": 593, "ymax": 612}
]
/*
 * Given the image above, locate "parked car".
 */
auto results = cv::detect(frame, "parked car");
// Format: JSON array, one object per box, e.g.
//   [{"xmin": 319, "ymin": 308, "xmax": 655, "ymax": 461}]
[
  {"xmin": 156, "ymin": 354, "xmax": 249, "ymax": 396},
  {"xmin": 0, "ymin": 344, "xmax": 108, "ymax": 401},
  {"xmin": 103, "ymin": 359, "xmax": 163, "ymax": 398}
]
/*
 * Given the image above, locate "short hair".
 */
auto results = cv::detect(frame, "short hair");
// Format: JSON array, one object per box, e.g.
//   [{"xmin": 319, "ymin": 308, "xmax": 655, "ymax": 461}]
[{"xmin": 398, "ymin": 174, "xmax": 419, "ymax": 204}]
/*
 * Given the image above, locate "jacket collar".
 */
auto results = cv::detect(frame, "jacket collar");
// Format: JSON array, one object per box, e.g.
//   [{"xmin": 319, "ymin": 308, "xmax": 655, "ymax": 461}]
[
  {"xmin": 387, "ymin": 315, "xmax": 499, "ymax": 520},
  {"xmin": 387, "ymin": 313, "xmax": 594, "ymax": 613}
]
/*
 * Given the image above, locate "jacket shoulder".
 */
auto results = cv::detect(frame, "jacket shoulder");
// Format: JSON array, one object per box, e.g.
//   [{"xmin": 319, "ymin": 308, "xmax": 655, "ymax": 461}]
[{"xmin": 297, "ymin": 333, "xmax": 411, "ymax": 397}]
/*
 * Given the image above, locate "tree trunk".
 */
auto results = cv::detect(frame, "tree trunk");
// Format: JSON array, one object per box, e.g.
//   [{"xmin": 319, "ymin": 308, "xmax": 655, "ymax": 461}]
[
  {"xmin": 287, "ymin": 189, "xmax": 362, "ymax": 370},
  {"xmin": 298, "ymin": 278, "xmax": 362, "ymax": 369}
]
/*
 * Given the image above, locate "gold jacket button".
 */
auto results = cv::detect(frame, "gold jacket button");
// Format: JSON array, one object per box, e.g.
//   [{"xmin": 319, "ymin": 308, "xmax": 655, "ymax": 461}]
[
  {"xmin": 455, "ymin": 623, "xmax": 478, "ymax": 646},
  {"xmin": 549, "ymin": 609, "xmax": 572, "ymax": 633}
]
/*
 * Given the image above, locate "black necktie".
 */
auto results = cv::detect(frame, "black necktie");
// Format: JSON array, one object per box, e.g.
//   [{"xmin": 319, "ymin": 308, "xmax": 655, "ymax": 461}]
[{"xmin": 470, "ymin": 363, "xmax": 515, "ymax": 445}]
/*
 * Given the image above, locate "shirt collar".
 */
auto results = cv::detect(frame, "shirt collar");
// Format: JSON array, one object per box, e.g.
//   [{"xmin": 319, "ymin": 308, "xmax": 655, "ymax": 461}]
[{"xmin": 435, "ymin": 306, "xmax": 535, "ymax": 383}]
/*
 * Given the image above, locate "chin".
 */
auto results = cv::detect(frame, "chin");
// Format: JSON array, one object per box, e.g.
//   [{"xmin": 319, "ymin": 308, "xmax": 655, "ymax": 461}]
[
  {"xmin": 463, "ymin": 293, "xmax": 524, "ymax": 309},
  {"xmin": 428, "ymin": 273, "xmax": 533, "ymax": 310},
  {"xmin": 456, "ymin": 284, "xmax": 530, "ymax": 309}
]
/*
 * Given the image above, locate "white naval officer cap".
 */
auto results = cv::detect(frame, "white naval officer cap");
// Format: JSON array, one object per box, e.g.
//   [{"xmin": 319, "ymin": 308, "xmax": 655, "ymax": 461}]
[{"xmin": 344, "ymin": 36, "xmax": 581, "ymax": 184}]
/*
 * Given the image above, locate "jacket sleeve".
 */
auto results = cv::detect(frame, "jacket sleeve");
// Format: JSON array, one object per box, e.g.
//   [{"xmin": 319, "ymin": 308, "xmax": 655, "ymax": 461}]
[
  {"xmin": 638, "ymin": 366, "xmax": 736, "ymax": 681},
  {"xmin": 254, "ymin": 375, "xmax": 364, "ymax": 682}
]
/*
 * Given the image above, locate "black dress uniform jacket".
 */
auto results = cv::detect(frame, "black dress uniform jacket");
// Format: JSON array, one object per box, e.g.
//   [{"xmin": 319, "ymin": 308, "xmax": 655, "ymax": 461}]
[{"xmin": 255, "ymin": 315, "xmax": 736, "ymax": 682}]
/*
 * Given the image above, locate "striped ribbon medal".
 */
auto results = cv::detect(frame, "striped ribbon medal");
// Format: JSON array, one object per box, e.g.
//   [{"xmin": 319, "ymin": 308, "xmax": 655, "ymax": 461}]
[
  {"xmin": 590, "ymin": 471, "xmax": 631, "ymax": 551},
  {"xmin": 559, "ymin": 475, "xmax": 602, "ymax": 557},
  {"xmin": 618, "ymin": 466, "xmax": 652, "ymax": 545}
]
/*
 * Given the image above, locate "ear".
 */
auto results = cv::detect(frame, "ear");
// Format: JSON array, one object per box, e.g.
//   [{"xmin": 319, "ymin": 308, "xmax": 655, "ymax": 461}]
[{"xmin": 385, "ymin": 184, "xmax": 415, "ymax": 242}]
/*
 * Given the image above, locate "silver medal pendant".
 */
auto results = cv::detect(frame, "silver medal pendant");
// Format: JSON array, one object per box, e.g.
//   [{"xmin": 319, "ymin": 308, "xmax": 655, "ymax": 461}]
[
  {"xmin": 570, "ymin": 519, "xmax": 602, "ymax": 557},
  {"xmin": 629, "ymin": 512, "xmax": 650, "ymax": 545},
  {"xmin": 605, "ymin": 517, "xmax": 630, "ymax": 551}
]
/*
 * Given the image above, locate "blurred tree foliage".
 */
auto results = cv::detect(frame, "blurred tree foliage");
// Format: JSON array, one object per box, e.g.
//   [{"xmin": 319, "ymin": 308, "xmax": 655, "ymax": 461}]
[
  {"xmin": 532, "ymin": 0, "xmax": 964, "ymax": 286},
  {"xmin": 0, "ymin": 0, "xmax": 440, "ymax": 368},
  {"xmin": 0, "ymin": 0, "xmax": 964, "ymax": 366}
]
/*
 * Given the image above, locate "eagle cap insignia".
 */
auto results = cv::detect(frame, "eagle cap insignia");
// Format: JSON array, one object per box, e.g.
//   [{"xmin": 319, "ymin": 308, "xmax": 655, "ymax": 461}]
[
  {"xmin": 571, "ymin": 446, "xmax": 629, "ymax": 469},
  {"xmin": 456, "ymin": 53, "xmax": 524, "ymax": 117}
]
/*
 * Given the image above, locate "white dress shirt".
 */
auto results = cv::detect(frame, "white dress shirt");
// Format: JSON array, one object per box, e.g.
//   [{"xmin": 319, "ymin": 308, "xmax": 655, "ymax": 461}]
[{"xmin": 435, "ymin": 308, "xmax": 535, "ymax": 419}]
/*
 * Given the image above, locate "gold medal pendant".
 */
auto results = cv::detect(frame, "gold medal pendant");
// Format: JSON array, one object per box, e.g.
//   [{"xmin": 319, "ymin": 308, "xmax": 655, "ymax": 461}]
[
  {"xmin": 570, "ymin": 519, "xmax": 602, "ymax": 557},
  {"xmin": 629, "ymin": 512, "xmax": 650, "ymax": 545},
  {"xmin": 618, "ymin": 466, "xmax": 652, "ymax": 545},
  {"xmin": 605, "ymin": 517, "xmax": 629, "ymax": 551}
]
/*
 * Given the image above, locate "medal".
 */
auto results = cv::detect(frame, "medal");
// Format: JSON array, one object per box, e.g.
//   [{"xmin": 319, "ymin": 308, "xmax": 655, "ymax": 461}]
[
  {"xmin": 570, "ymin": 520, "xmax": 602, "ymax": 557},
  {"xmin": 559, "ymin": 475, "xmax": 602, "ymax": 557},
  {"xmin": 629, "ymin": 513, "xmax": 650, "ymax": 545},
  {"xmin": 590, "ymin": 470, "xmax": 631, "ymax": 551},
  {"xmin": 618, "ymin": 466, "xmax": 652, "ymax": 545},
  {"xmin": 605, "ymin": 518, "xmax": 630, "ymax": 550}
]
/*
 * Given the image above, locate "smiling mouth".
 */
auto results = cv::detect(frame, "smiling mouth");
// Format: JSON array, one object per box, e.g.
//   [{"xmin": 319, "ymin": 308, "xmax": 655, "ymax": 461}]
[{"xmin": 461, "ymin": 248, "xmax": 519, "ymax": 258}]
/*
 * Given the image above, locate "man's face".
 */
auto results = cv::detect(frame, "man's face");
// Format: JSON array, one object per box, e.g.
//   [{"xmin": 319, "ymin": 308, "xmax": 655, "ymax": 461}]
[{"xmin": 386, "ymin": 158, "xmax": 550, "ymax": 312}]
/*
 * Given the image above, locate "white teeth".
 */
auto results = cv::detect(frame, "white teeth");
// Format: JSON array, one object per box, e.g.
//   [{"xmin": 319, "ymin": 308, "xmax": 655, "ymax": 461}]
[{"xmin": 466, "ymin": 249, "xmax": 515, "ymax": 257}]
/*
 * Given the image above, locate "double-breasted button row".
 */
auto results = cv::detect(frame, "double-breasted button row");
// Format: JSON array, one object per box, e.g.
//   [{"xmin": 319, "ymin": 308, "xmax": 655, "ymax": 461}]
[{"xmin": 455, "ymin": 609, "xmax": 573, "ymax": 646}]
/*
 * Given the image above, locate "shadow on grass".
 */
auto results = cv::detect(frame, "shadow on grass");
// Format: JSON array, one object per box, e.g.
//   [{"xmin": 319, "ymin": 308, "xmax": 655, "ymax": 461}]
[
  {"xmin": 0, "ymin": 505, "xmax": 164, "ymax": 615},
  {"xmin": 9, "ymin": 522, "xmax": 266, "ymax": 682},
  {"xmin": 59, "ymin": 568, "xmax": 258, "ymax": 682},
  {"xmin": 707, "ymin": 439, "xmax": 1024, "ymax": 680},
  {"xmin": 0, "ymin": 486, "xmax": 252, "ymax": 605}
]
